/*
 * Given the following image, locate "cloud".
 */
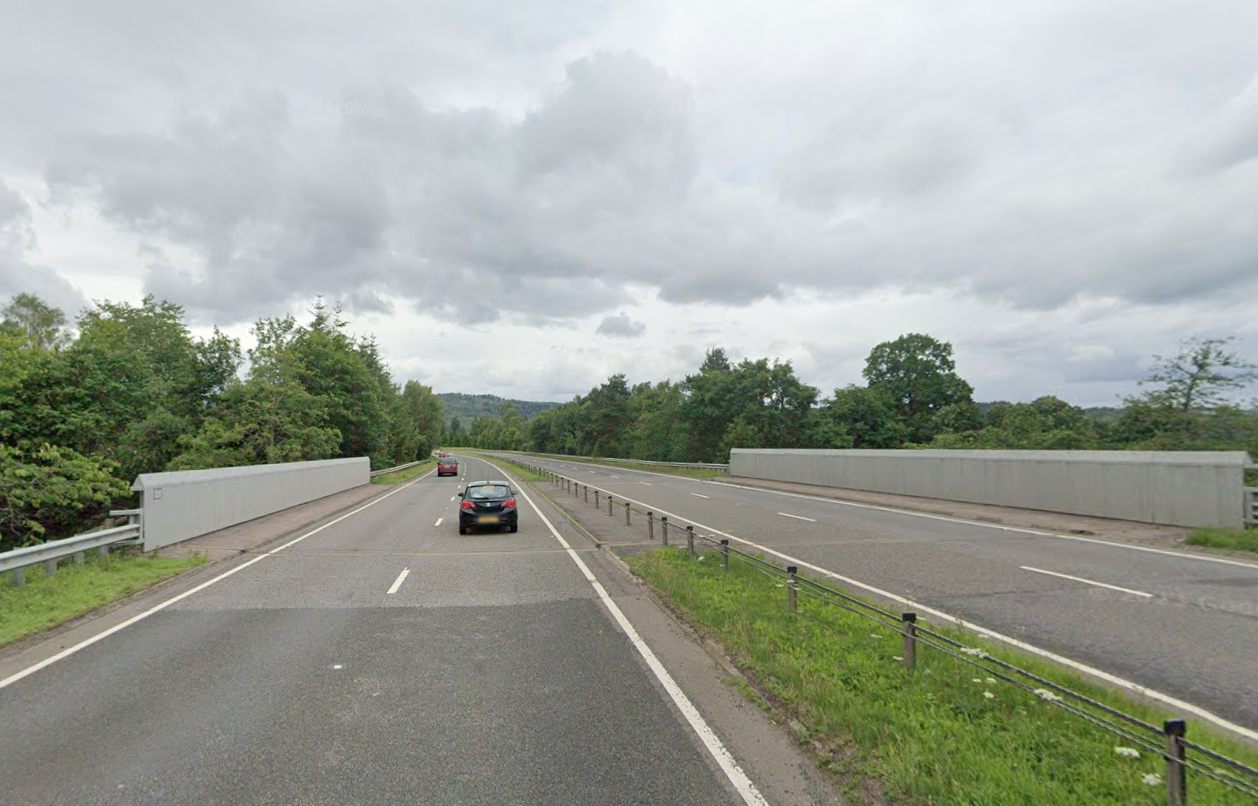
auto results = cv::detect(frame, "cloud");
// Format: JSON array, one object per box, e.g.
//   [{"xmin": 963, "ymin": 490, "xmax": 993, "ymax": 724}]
[
  {"xmin": 0, "ymin": 181, "xmax": 87, "ymax": 317},
  {"xmin": 596, "ymin": 312, "xmax": 645, "ymax": 337}
]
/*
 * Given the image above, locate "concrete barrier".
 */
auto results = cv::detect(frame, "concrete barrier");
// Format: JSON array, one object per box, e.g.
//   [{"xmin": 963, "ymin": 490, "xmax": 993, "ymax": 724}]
[
  {"xmin": 131, "ymin": 458, "xmax": 370, "ymax": 550},
  {"xmin": 730, "ymin": 449, "xmax": 1253, "ymax": 528}
]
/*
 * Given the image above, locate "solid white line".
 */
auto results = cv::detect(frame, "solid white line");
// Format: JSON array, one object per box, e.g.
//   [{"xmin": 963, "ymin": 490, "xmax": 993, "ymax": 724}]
[
  {"xmin": 536, "ymin": 475, "xmax": 1258, "ymax": 743},
  {"xmin": 0, "ymin": 469, "xmax": 435, "ymax": 692},
  {"xmin": 710, "ymin": 480, "xmax": 1258, "ymax": 571},
  {"xmin": 778, "ymin": 512, "xmax": 816, "ymax": 523},
  {"xmin": 386, "ymin": 568, "xmax": 411, "ymax": 595},
  {"xmin": 434, "ymin": 517, "xmax": 443, "ymax": 528},
  {"xmin": 690, "ymin": 493, "xmax": 710, "ymax": 499},
  {"xmin": 483, "ymin": 458, "xmax": 769, "ymax": 806},
  {"xmin": 1021, "ymin": 566, "xmax": 1152, "ymax": 598},
  {"xmin": 641, "ymin": 482, "xmax": 653, "ymax": 486}
]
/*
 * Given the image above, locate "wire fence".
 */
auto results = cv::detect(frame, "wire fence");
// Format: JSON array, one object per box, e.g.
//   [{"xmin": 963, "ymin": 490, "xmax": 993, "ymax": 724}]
[{"xmin": 515, "ymin": 458, "xmax": 1258, "ymax": 806}]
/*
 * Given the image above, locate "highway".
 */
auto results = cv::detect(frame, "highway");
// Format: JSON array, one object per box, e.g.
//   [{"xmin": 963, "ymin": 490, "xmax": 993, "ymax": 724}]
[
  {"xmin": 0, "ymin": 456, "xmax": 840, "ymax": 806},
  {"xmin": 512, "ymin": 455, "xmax": 1258, "ymax": 736}
]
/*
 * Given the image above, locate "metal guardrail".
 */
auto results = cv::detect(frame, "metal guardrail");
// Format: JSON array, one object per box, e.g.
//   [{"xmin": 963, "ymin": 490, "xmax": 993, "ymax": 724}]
[
  {"xmin": 1, "ymin": 509, "xmax": 143, "ymax": 587},
  {"xmin": 514, "ymin": 457, "xmax": 1258, "ymax": 805},
  {"xmin": 490, "ymin": 450, "xmax": 730, "ymax": 474},
  {"xmin": 1247, "ymin": 488, "xmax": 1258, "ymax": 526},
  {"xmin": 369, "ymin": 459, "xmax": 433, "ymax": 478}
]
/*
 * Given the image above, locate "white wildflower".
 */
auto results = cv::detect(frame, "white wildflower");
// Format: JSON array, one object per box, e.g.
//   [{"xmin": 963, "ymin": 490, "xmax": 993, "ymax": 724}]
[
  {"xmin": 984, "ymin": 692, "xmax": 995, "ymax": 699},
  {"xmin": 985, "ymin": 678, "xmax": 997, "ymax": 684},
  {"xmin": 972, "ymin": 678, "xmax": 982, "ymax": 683},
  {"xmin": 1114, "ymin": 747, "xmax": 1141, "ymax": 759},
  {"xmin": 892, "ymin": 656, "xmax": 903, "ymax": 661},
  {"xmin": 959, "ymin": 647, "xmax": 988, "ymax": 658},
  {"xmin": 1142, "ymin": 773, "xmax": 1162, "ymax": 786},
  {"xmin": 1033, "ymin": 688, "xmax": 1063, "ymax": 703},
  {"xmin": 869, "ymin": 633, "xmax": 883, "ymax": 639}
]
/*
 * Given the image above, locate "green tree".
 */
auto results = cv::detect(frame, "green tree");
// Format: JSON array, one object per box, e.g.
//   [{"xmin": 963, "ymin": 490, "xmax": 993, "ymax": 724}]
[
  {"xmin": 0, "ymin": 444, "xmax": 129, "ymax": 550},
  {"xmin": 817, "ymin": 385, "xmax": 910, "ymax": 449},
  {"xmin": 1, "ymin": 292, "xmax": 70, "ymax": 351},
  {"xmin": 863, "ymin": 333, "xmax": 975, "ymax": 444}
]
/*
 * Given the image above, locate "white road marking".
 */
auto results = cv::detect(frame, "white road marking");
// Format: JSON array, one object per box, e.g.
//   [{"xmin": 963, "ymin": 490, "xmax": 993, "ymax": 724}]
[
  {"xmin": 640, "ymin": 482, "xmax": 653, "ymax": 486},
  {"xmin": 777, "ymin": 512, "xmax": 816, "ymax": 522},
  {"xmin": 1021, "ymin": 566, "xmax": 1152, "ymax": 598},
  {"xmin": 0, "ymin": 469, "xmax": 436, "ymax": 692},
  {"xmin": 450, "ymin": 496, "xmax": 456, "ymax": 502},
  {"xmin": 711, "ymin": 480, "xmax": 1258, "ymax": 571},
  {"xmin": 690, "ymin": 493, "xmax": 710, "ymax": 499},
  {"xmin": 434, "ymin": 517, "xmax": 443, "ymax": 527},
  {"xmin": 386, "ymin": 568, "xmax": 411, "ymax": 595},
  {"xmin": 484, "ymin": 459, "xmax": 770, "ymax": 806},
  {"xmin": 538, "ymin": 475, "xmax": 1258, "ymax": 744}
]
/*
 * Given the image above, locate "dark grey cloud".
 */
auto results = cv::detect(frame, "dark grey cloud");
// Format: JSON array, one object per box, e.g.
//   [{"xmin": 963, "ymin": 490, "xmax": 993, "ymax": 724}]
[{"xmin": 595, "ymin": 312, "xmax": 645, "ymax": 338}]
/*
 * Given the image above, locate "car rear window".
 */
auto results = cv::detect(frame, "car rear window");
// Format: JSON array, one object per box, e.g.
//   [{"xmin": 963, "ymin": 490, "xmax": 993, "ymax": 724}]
[
  {"xmin": 439, "ymin": 458, "xmax": 456, "ymax": 465},
  {"xmin": 468, "ymin": 485, "xmax": 509, "ymax": 499}
]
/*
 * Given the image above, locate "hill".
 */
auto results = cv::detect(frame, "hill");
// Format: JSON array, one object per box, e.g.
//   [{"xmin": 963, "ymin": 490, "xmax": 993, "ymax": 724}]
[{"xmin": 437, "ymin": 393, "xmax": 562, "ymax": 426}]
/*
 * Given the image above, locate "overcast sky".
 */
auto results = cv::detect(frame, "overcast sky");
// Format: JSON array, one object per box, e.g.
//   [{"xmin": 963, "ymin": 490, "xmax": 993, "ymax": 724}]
[{"xmin": 3, "ymin": 1, "xmax": 1257, "ymax": 406}]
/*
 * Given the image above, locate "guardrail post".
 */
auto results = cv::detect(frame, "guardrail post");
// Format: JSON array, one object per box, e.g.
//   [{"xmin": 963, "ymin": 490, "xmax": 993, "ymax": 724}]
[
  {"xmin": 624, "ymin": 501, "xmax": 631, "ymax": 525},
  {"xmin": 662, "ymin": 517, "xmax": 669, "ymax": 547},
  {"xmin": 594, "ymin": 490, "xmax": 600, "ymax": 508},
  {"xmin": 73, "ymin": 551, "xmax": 85, "ymax": 565},
  {"xmin": 720, "ymin": 539, "xmax": 729, "ymax": 572},
  {"xmin": 901, "ymin": 613, "xmax": 918, "ymax": 672},
  {"xmin": 10, "ymin": 568, "xmax": 24, "ymax": 587},
  {"xmin": 44, "ymin": 558, "xmax": 56, "ymax": 578},
  {"xmin": 787, "ymin": 566, "xmax": 798, "ymax": 613},
  {"xmin": 1164, "ymin": 719, "xmax": 1187, "ymax": 806},
  {"xmin": 686, "ymin": 525, "xmax": 694, "ymax": 556},
  {"xmin": 98, "ymin": 546, "xmax": 109, "ymax": 559},
  {"xmin": 608, "ymin": 495, "xmax": 614, "ymax": 517},
  {"xmin": 584, "ymin": 485, "xmax": 589, "ymax": 504},
  {"xmin": 647, "ymin": 512, "xmax": 654, "ymax": 541}
]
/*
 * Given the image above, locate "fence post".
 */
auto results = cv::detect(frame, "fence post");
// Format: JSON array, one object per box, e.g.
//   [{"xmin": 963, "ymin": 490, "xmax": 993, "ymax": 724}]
[
  {"xmin": 788, "ymin": 566, "xmax": 798, "ymax": 613},
  {"xmin": 625, "ymin": 502, "xmax": 631, "ymax": 526},
  {"xmin": 901, "ymin": 613, "xmax": 918, "ymax": 672},
  {"xmin": 686, "ymin": 525, "xmax": 695, "ymax": 556},
  {"xmin": 73, "ymin": 551, "xmax": 85, "ymax": 565},
  {"xmin": 44, "ymin": 558, "xmax": 56, "ymax": 578},
  {"xmin": 662, "ymin": 517, "xmax": 670, "ymax": 547},
  {"xmin": 648, "ymin": 512, "xmax": 655, "ymax": 541},
  {"xmin": 595, "ymin": 490, "xmax": 600, "ymax": 508},
  {"xmin": 608, "ymin": 495, "xmax": 614, "ymax": 517},
  {"xmin": 10, "ymin": 568, "xmax": 24, "ymax": 587},
  {"xmin": 584, "ymin": 485, "xmax": 589, "ymax": 504},
  {"xmin": 1164, "ymin": 719, "xmax": 1187, "ymax": 806},
  {"xmin": 720, "ymin": 539, "xmax": 729, "ymax": 572}
]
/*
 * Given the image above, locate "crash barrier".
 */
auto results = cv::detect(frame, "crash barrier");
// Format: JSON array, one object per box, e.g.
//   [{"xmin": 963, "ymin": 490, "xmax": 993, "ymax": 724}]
[
  {"xmin": 731, "ymin": 449, "xmax": 1254, "ymax": 529},
  {"xmin": 370, "ymin": 459, "xmax": 431, "ymax": 478},
  {"xmin": 132, "ymin": 458, "xmax": 370, "ymax": 551},
  {"xmin": 0, "ymin": 510, "xmax": 142, "ymax": 587},
  {"xmin": 511, "ymin": 456, "xmax": 1258, "ymax": 806}
]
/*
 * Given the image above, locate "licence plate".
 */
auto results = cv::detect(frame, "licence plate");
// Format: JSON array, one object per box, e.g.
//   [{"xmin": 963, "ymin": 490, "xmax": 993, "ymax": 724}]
[{"xmin": 477, "ymin": 515, "xmax": 499, "ymax": 524}]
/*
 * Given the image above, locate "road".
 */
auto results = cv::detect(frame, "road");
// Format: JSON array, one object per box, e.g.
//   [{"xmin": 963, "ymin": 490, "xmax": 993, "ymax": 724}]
[
  {"xmin": 0, "ymin": 456, "xmax": 839, "ymax": 806},
  {"xmin": 511, "ymin": 455, "xmax": 1258, "ymax": 736}
]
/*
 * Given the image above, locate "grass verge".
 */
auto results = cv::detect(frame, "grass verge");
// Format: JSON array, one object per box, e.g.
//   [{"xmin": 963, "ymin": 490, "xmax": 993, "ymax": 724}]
[
  {"xmin": 370, "ymin": 459, "xmax": 436, "ymax": 485},
  {"xmin": 1186, "ymin": 527, "xmax": 1258, "ymax": 553},
  {"xmin": 504, "ymin": 452, "xmax": 728, "ymax": 479},
  {"xmin": 1, "ymin": 551, "xmax": 207, "ymax": 648},
  {"xmin": 469, "ymin": 453, "xmax": 547, "ymax": 482},
  {"xmin": 628, "ymin": 547, "xmax": 1258, "ymax": 806}
]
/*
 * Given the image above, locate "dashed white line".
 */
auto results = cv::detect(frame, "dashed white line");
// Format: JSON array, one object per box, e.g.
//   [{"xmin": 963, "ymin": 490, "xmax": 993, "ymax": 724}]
[
  {"xmin": 640, "ymin": 482, "xmax": 653, "ymax": 486},
  {"xmin": 386, "ymin": 568, "xmax": 411, "ymax": 595},
  {"xmin": 778, "ymin": 512, "xmax": 816, "ymax": 523},
  {"xmin": 1021, "ymin": 566, "xmax": 1152, "ymax": 598},
  {"xmin": 450, "ymin": 496, "xmax": 456, "ymax": 502},
  {"xmin": 690, "ymin": 493, "xmax": 710, "ymax": 499},
  {"xmin": 434, "ymin": 517, "xmax": 443, "ymax": 528}
]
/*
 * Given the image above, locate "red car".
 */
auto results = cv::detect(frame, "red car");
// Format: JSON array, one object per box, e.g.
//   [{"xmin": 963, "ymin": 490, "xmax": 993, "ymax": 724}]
[{"xmin": 437, "ymin": 457, "xmax": 458, "ymax": 476}]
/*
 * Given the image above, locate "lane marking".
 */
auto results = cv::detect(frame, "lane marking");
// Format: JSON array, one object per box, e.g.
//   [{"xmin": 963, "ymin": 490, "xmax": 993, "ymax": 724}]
[
  {"xmin": 709, "ymin": 480, "xmax": 1258, "ymax": 571},
  {"xmin": 778, "ymin": 512, "xmax": 816, "ymax": 523},
  {"xmin": 450, "ymin": 496, "xmax": 456, "ymax": 502},
  {"xmin": 690, "ymin": 493, "xmax": 710, "ymax": 499},
  {"xmin": 1021, "ymin": 566, "xmax": 1152, "ymax": 598},
  {"xmin": 386, "ymin": 568, "xmax": 411, "ymax": 595},
  {"xmin": 0, "ymin": 470, "xmax": 435, "ymax": 692},
  {"xmin": 484, "ymin": 458, "xmax": 769, "ymax": 806},
  {"xmin": 434, "ymin": 517, "xmax": 443, "ymax": 528},
  {"xmin": 523, "ymin": 470, "xmax": 1258, "ymax": 743},
  {"xmin": 640, "ymin": 482, "xmax": 653, "ymax": 486}
]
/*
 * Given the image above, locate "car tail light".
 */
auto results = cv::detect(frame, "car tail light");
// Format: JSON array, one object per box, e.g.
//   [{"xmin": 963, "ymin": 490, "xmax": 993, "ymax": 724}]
[
  {"xmin": 461, "ymin": 500, "xmax": 475, "ymax": 511},
  {"xmin": 502, "ymin": 498, "xmax": 516, "ymax": 509}
]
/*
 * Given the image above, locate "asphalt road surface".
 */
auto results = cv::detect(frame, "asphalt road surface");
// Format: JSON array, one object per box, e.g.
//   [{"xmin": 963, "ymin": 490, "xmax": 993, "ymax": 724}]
[
  {"xmin": 511, "ymin": 455, "xmax": 1258, "ymax": 737},
  {"xmin": 0, "ymin": 456, "xmax": 833, "ymax": 806}
]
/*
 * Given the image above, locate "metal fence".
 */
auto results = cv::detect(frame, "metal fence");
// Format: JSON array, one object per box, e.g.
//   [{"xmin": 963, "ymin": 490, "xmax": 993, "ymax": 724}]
[
  {"xmin": 1, "ymin": 510, "xmax": 143, "ymax": 587},
  {"xmin": 369, "ymin": 459, "xmax": 433, "ymax": 478},
  {"xmin": 511, "ymin": 456, "xmax": 1258, "ymax": 806}
]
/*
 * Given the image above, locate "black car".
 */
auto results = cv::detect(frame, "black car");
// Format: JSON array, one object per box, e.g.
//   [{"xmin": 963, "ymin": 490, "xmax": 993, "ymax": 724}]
[{"xmin": 458, "ymin": 481, "xmax": 519, "ymax": 534}]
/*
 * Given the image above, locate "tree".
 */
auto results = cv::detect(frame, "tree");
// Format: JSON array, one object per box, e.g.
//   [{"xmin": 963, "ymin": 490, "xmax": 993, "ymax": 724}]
[
  {"xmin": 929, "ymin": 396, "xmax": 1100, "ymax": 449},
  {"xmin": 862, "ymin": 333, "xmax": 975, "ymax": 444},
  {"xmin": 817, "ymin": 385, "xmax": 909, "ymax": 448},
  {"xmin": 1, "ymin": 292, "xmax": 70, "ymax": 351},
  {"xmin": 0, "ymin": 444, "xmax": 129, "ymax": 550},
  {"xmin": 1140, "ymin": 336, "xmax": 1257, "ymax": 414}
]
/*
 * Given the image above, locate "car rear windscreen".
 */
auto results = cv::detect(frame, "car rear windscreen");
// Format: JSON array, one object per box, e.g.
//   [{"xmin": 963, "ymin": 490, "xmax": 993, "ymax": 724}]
[{"xmin": 468, "ymin": 485, "xmax": 509, "ymax": 499}]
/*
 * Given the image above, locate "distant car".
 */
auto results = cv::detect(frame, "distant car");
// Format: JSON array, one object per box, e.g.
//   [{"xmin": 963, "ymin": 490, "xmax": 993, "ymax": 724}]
[
  {"xmin": 437, "ymin": 451, "xmax": 448, "ymax": 457},
  {"xmin": 437, "ymin": 457, "xmax": 458, "ymax": 476},
  {"xmin": 458, "ymin": 481, "xmax": 519, "ymax": 534}
]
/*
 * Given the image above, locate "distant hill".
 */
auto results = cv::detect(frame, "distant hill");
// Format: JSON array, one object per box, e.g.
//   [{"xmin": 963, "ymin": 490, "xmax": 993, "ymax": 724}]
[{"xmin": 437, "ymin": 393, "xmax": 562, "ymax": 426}]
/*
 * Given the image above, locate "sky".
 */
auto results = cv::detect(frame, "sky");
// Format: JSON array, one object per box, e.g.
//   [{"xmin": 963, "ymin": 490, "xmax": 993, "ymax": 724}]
[{"xmin": 2, "ymin": 0, "xmax": 1257, "ymax": 406}]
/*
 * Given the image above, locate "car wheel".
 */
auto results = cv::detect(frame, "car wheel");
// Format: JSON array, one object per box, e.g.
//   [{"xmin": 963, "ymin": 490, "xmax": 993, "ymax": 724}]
[
  {"xmin": 459, "ymin": 525, "xmax": 467, "ymax": 535},
  {"xmin": 509, "ymin": 524, "xmax": 518, "ymax": 533}
]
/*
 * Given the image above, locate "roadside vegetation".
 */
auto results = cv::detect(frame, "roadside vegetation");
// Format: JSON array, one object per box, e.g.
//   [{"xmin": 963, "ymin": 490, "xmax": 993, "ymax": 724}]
[
  {"xmin": 0, "ymin": 552, "xmax": 206, "ymax": 648},
  {"xmin": 469, "ymin": 453, "xmax": 547, "ymax": 482},
  {"xmin": 630, "ymin": 547, "xmax": 1258, "ymax": 806},
  {"xmin": 370, "ymin": 459, "xmax": 437, "ymax": 485},
  {"xmin": 505, "ymin": 452, "xmax": 727, "ymax": 478},
  {"xmin": 1187, "ymin": 527, "xmax": 1258, "ymax": 553}
]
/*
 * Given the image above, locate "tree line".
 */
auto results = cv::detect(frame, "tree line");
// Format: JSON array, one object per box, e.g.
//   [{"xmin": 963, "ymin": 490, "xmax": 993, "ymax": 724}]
[
  {"xmin": 1, "ymin": 293, "xmax": 443, "ymax": 550},
  {"xmin": 463, "ymin": 333, "xmax": 1257, "ymax": 462}
]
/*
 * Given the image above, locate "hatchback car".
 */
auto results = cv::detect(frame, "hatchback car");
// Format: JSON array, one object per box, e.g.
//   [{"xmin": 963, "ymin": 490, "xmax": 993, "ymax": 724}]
[
  {"xmin": 458, "ymin": 481, "xmax": 519, "ymax": 534},
  {"xmin": 437, "ymin": 457, "xmax": 458, "ymax": 476}
]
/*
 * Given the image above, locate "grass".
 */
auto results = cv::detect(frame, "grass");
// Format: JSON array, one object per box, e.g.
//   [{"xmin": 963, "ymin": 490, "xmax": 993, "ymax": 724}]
[
  {"xmin": 0, "ymin": 551, "xmax": 207, "ymax": 648},
  {"xmin": 370, "ymin": 459, "xmax": 437, "ymax": 485},
  {"xmin": 508, "ymin": 452, "xmax": 729, "ymax": 479},
  {"xmin": 1186, "ymin": 527, "xmax": 1258, "ymax": 553},
  {"xmin": 628, "ymin": 547, "xmax": 1258, "ymax": 806},
  {"xmin": 467, "ymin": 453, "xmax": 547, "ymax": 482}
]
